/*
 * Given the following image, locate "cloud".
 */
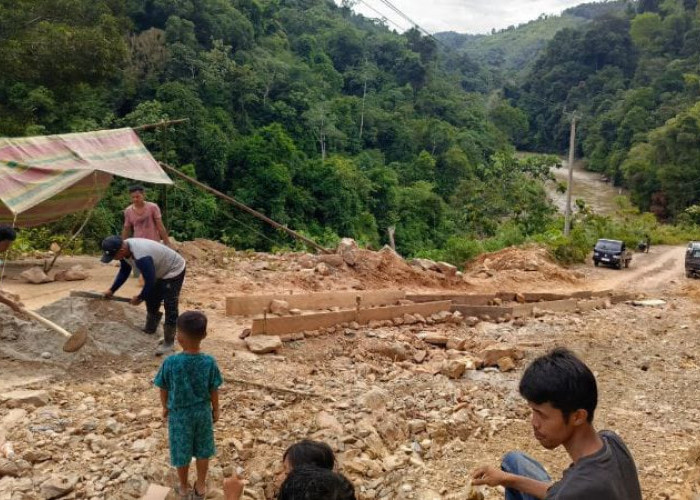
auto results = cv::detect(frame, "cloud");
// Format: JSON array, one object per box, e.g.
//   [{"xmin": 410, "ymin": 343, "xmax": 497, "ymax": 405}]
[{"xmin": 344, "ymin": 0, "xmax": 586, "ymax": 34}]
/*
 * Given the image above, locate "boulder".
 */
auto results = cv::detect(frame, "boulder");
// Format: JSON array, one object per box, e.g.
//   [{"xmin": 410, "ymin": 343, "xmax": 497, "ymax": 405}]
[
  {"xmin": 440, "ymin": 360, "xmax": 466, "ymax": 379},
  {"xmin": 268, "ymin": 299, "xmax": 290, "ymax": 316},
  {"xmin": 316, "ymin": 411, "xmax": 344, "ymax": 433},
  {"xmin": 40, "ymin": 474, "xmax": 77, "ymax": 499},
  {"xmin": 498, "ymin": 356, "xmax": 516, "ymax": 372},
  {"xmin": 435, "ymin": 261, "xmax": 458, "ymax": 277},
  {"xmin": 1, "ymin": 390, "xmax": 50, "ymax": 408},
  {"xmin": 479, "ymin": 345, "xmax": 523, "ymax": 367},
  {"xmin": 464, "ymin": 316, "xmax": 480, "ymax": 327},
  {"xmin": 245, "ymin": 335, "xmax": 282, "ymax": 354},
  {"xmin": 365, "ymin": 340, "xmax": 408, "ymax": 361},
  {"xmin": 417, "ymin": 332, "xmax": 448, "ymax": 346},
  {"xmin": 409, "ymin": 258, "xmax": 438, "ymax": 272},
  {"xmin": 19, "ymin": 267, "xmax": 51, "ymax": 284},
  {"xmin": 357, "ymin": 387, "xmax": 390, "ymax": 411},
  {"xmin": 56, "ymin": 265, "xmax": 89, "ymax": 281},
  {"xmin": 337, "ymin": 238, "xmax": 359, "ymax": 266},
  {"xmin": 315, "ymin": 263, "xmax": 331, "ymax": 276}
]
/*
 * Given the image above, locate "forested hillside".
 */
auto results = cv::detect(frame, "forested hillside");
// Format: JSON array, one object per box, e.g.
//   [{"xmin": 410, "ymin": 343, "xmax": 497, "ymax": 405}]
[
  {"xmin": 512, "ymin": 0, "xmax": 700, "ymax": 221},
  {"xmin": 0, "ymin": 0, "xmax": 556, "ymax": 258},
  {"xmin": 436, "ymin": 1, "xmax": 629, "ymax": 85}
]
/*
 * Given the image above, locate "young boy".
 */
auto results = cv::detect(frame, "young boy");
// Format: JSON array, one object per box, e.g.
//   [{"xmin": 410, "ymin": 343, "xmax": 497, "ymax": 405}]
[
  {"xmin": 154, "ymin": 311, "xmax": 222, "ymax": 499},
  {"xmin": 472, "ymin": 348, "xmax": 642, "ymax": 500}
]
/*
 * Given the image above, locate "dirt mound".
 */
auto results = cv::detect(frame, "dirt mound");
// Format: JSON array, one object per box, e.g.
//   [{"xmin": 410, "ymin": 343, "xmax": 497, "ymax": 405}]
[
  {"xmin": 466, "ymin": 245, "xmax": 583, "ymax": 288},
  {"xmin": 0, "ymin": 298, "xmax": 156, "ymax": 364},
  {"xmin": 175, "ymin": 238, "xmax": 235, "ymax": 267}
]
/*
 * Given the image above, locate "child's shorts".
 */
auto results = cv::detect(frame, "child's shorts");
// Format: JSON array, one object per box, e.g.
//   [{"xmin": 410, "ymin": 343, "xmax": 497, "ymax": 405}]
[{"xmin": 168, "ymin": 407, "xmax": 215, "ymax": 467}]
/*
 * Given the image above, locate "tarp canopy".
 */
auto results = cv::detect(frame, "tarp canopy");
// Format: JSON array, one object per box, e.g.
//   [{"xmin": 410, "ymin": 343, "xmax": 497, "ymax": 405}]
[{"xmin": 0, "ymin": 128, "xmax": 172, "ymax": 227}]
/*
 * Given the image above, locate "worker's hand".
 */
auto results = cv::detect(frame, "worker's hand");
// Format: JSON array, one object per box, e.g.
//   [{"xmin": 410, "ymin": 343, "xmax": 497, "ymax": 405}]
[
  {"xmin": 130, "ymin": 295, "xmax": 143, "ymax": 306},
  {"xmin": 223, "ymin": 473, "xmax": 245, "ymax": 500},
  {"xmin": 472, "ymin": 466, "xmax": 509, "ymax": 487},
  {"xmin": 212, "ymin": 408, "xmax": 220, "ymax": 423},
  {"xmin": 103, "ymin": 290, "xmax": 113, "ymax": 299}
]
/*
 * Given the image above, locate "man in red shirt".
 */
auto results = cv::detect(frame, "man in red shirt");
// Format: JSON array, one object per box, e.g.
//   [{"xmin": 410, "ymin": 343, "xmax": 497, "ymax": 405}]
[{"xmin": 121, "ymin": 185, "xmax": 171, "ymax": 246}]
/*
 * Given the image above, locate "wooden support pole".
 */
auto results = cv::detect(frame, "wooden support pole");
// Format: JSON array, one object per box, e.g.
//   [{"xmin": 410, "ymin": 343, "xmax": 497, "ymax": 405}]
[
  {"xmin": 159, "ymin": 162, "xmax": 331, "ymax": 254},
  {"xmin": 132, "ymin": 119, "xmax": 189, "ymax": 131}
]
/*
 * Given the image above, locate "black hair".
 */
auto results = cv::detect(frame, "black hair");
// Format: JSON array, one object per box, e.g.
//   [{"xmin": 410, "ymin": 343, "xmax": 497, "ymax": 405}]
[
  {"xmin": 128, "ymin": 185, "xmax": 145, "ymax": 193},
  {"xmin": 277, "ymin": 466, "xmax": 355, "ymax": 500},
  {"xmin": 176, "ymin": 310, "xmax": 208, "ymax": 339},
  {"xmin": 519, "ymin": 347, "xmax": 597, "ymax": 423},
  {"xmin": 0, "ymin": 225, "xmax": 17, "ymax": 243},
  {"xmin": 283, "ymin": 440, "xmax": 335, "ymax": 471}
]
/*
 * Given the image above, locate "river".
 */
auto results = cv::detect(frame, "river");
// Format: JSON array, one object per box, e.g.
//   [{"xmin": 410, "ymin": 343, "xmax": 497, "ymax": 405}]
[{"xmin": 547, "ymin": 159, "xmax": 625, "ymax": 215}]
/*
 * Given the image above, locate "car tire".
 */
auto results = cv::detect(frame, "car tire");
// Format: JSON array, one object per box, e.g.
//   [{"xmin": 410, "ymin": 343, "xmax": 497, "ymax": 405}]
[{"xmin": 594, "ymin": 260, "xmax": 599, "ymax": 267}]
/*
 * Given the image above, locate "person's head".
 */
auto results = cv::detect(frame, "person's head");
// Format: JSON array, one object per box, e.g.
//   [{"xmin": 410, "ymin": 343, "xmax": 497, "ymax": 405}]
[
  {"xmin": 176, "ymin": 310, "xmax": 208, "ymax": 346},
  {"xmin": 100, "ymin": 235, "xmax": 129, "ymax": 263},
  {"xmin": 519, "ymin": 348, "xmax": 598, "ymax": 449},
  {"xmin": 129, "ymin": 185, "xmax": 146, "ymax": 205},
  {"xmin": 0, "ymin": 225, "xmax": 17, "ymax": 253},
  {"xmin": 282, "ymin": 440, "xmax": 335, "ymax": 474},
  {"xmin": 277, "ymin": 466, "xmax": 355, "ymax": 500}
]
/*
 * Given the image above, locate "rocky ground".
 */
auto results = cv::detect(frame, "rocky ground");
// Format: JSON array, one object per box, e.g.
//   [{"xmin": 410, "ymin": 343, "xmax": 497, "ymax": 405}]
[{"xmin": 0, "ymin": 241, "xmax": 699, "ymax": 499}]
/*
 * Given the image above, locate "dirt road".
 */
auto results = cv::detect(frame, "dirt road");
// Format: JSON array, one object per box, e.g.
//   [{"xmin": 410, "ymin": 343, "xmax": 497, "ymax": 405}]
[{"xmin": 582, "ymin": 244, "xmax": 687, "ymax": 294}]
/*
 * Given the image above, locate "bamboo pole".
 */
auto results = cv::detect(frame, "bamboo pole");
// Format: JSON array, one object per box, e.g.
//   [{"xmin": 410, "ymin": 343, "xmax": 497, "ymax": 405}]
[{"xmin": 159, "ymin": 162, "xmax": 331, "ymax": 254}]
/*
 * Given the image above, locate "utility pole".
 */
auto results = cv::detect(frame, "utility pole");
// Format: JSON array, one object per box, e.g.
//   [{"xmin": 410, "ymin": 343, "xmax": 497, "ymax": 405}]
[{"xmin": 564, "ymin": 113, "xmax": 577, "ymax": 236}]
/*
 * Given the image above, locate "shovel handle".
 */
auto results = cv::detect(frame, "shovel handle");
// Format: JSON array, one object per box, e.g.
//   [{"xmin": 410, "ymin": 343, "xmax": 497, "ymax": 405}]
[{"xmin": 21, "ymin": 309, "xmax": 71, "ymax": 339}]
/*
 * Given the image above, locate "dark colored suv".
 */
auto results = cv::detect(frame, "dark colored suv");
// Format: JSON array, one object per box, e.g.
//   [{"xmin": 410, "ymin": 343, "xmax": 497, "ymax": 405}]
[
  {"xmin": 686, "ymin": 242, "xmax": 700, "ymax": 278},
  {"xmin": 593, "ymin": 239, "xmax": 632, "ymax": 269}
]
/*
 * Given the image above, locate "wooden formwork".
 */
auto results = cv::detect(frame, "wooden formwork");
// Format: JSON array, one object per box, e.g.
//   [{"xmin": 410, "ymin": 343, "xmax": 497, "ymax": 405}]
[
  {"xmin": 250, "ymin": 300, "xmax": 452, "ymax": 336},
  {"xmin": 451, "ymin": 303, "xmax": 534, "ymax": 319},
  {"xmin": 406, "ymin": 293, "xmax": 495, "ymax": 305},
  {"xmin": 226, "ymin": 290, "xmax": 405, "ymax": 316}
]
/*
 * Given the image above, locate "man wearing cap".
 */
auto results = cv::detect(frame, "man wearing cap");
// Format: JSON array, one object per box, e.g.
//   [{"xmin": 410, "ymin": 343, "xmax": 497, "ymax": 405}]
[{"xmin": 101, "ymin": 235, "xmax": 186, "ymax": 356}]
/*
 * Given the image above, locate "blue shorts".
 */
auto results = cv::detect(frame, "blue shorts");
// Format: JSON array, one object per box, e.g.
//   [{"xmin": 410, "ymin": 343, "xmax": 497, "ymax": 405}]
[{"xmin": 168, "ymin": 407, "xmax": 215, "ymax": 467}]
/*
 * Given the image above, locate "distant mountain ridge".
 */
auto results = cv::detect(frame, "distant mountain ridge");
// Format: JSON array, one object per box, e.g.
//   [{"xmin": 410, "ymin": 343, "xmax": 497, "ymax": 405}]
[{"xmin": 436, "ymin": 1, "xmax": 631, "ymax": 76}]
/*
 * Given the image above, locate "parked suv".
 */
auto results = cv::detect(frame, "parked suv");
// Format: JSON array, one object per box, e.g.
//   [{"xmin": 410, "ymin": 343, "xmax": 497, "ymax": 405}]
[
  {"xmin": 686, "ymin": 241, "xmax": 700, "ymax": 278},
  {"xmin": 593, "ymin": 239, "xmax": 632, "ymax": 269}
]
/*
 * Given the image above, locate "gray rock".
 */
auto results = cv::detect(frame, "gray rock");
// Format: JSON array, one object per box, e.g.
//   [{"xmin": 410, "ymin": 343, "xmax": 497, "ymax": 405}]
[{"xmin": 245, "ymin": 335, "xmax": 282, "ymax": 354}]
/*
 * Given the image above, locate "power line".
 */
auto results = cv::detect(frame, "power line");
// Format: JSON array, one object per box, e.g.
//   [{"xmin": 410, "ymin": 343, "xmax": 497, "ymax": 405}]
[{"xmin": 354, "ymin": 0, "xmax": 410, "ymax": 32}]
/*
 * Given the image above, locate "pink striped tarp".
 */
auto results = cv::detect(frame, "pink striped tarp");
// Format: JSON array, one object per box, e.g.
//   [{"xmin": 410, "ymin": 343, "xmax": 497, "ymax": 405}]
[{"xmin": 0, "ymin": 128, "xmax": 172, "ymax": 227}]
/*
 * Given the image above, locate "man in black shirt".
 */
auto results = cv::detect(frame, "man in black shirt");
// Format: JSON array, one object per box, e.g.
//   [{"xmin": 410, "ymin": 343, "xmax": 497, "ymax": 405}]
[{"xmin": 472, "ymin": 348, "xmax": 642, "ymax": 500}]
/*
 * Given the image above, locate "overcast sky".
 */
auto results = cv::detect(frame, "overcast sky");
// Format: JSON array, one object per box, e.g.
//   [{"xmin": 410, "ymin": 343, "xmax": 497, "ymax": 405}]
[{"xmin": 340, "ymin": 0, "xmax": 587, "ymax": 34}]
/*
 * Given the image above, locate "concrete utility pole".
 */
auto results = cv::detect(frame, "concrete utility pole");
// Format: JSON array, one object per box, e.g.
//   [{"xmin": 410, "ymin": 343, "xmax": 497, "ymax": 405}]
[{"xmin": 564, "ymin": 113, "xmax": 577, "ymax": 236}]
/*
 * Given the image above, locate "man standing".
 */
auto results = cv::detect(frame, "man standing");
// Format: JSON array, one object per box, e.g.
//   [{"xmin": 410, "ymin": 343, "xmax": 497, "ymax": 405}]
[
  {"xmin": 472, "ymin": 348, "xmax": 642, "ymax": 500},
  {"xmin": 121, "ymin": 185, "xmax": 171, "ymax": 246},
  {"xmin": 101, "ymin": 236, "xmax": 185, "ymax": 356},
  {"xmin": 0, "ymin": 225, "xmax": 23, "ymax": 313}
]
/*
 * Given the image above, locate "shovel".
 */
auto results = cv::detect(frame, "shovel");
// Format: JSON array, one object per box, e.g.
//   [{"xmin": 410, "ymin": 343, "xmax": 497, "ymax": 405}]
[
  {"xmin": 69, "ymin": 290, "xmax": 132, "ymax": 303},
  {"xmin": 19, "ymin": 308, "xmax": 88, "ymax": 353}
]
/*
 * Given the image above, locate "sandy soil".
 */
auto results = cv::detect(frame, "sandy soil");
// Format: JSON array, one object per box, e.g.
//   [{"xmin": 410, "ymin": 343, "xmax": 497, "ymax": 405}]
[{"xmin": 0, "ymin": 243, "xmax": 699, "ymax": 499}]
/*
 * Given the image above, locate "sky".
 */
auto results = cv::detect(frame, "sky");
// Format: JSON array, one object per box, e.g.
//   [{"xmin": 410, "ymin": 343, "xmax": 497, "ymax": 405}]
[{"xmin": 339, "ymin": 0, "xmax": 588, "ymax": 35}]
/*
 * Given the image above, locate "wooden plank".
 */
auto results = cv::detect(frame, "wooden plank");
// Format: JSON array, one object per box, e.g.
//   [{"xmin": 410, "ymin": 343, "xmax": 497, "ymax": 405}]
[
  {"xmin": 251, "ymin": 301, "xmax": 452, "ymax": 336},
  {"xmin": 522, "ymin": 292, "xmax": 571, "ymax": 302},
  {"xmin": 406, "ymin": 293, "xmax": 495, "ymax": 305},
  {"xmin": 227, "ymin": 290, "xmax": 405, "ymax": 316},
  {"xmin": 575, "ymin": 297, "xmax": 609, "ymax": 312},
  {"xmin": 533, "ymin": 299, "xmax": 578, "ymax": 313},
  {"xmin": 451, "ymin": 304, "xmax": 533, "ymax": 318},
  {"xmin": 496, "ymin": 292, "xmax": 516, "ymax": 301}
]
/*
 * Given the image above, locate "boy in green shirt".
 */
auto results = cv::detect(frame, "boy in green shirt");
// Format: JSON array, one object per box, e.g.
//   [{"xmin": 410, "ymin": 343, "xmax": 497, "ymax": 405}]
[{"xmin": 154, "ymin": 311, "xmax": 222, "ymax": 499}]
